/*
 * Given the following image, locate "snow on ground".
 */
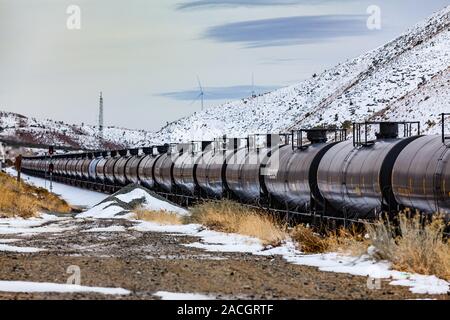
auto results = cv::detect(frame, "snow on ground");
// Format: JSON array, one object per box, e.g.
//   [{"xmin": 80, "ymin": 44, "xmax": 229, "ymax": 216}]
[
  {"xmin": 1, "ymin": 182, "xmax": 447, "ymax": 296},
  {"xmin": 0, "ymin": 239, "xmax": 21, "ymax": 243},
  {"xmin": 186, "ymin": 230, "xmax": 264, "ymax": 253},
  {"xmin": 154, "ymin": 291, "xmax": 215, "ymax": 300},
  {"xmin": 132, "ymin": 221, "xmax": 200, "ymax": 234},
  {"xmin": 82, "ymin": 225, "xmax": 126, "ymax": 233},
  {"xmin": 5, "ymin": 168, "xmax": 106, "ymax": 209},
  {"xmin": 77, "ymin": 187, "xmax": 449, "ymax": 296},
  {"xmin": 0, "ymin": 244, "xmax": 43, "ymax": 253},
  {"xmin": 78, "ymin": 201, "xmax": 133, "ymax": 219},
  {"xmin": 78, "ymin": 187, "xmax": 188, "ymax": 219},
  {"xmin": 116, "ymin": 188, "xmax": 188, "ymax": 216},
  {"xmin": 0, "ymin": 214, "xmax": 74, "ymax": 236},
  {"xmin": 0, "ymin": 281, "xmax": 130, "ymax": 295},
  {"xmin": 259, "ymin": 243, "xmax": 449, "ymax": 295},
  {"xmin": 132, "ymin": 219, "xmax": 449, "ymax": 295}
]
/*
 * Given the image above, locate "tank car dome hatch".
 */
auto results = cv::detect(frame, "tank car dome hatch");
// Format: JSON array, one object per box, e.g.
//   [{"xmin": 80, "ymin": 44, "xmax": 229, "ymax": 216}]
[
  {"xmin": 265, "ymin": 128, "xmax": 347, "ymax": 211},
  {"xmin": 318, "ymin": 121, "xmax": 421, "ymax": 219}
]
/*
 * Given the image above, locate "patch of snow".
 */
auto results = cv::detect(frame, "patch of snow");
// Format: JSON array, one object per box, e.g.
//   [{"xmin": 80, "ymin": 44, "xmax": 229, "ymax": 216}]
[
  {"xmin": 0, "ymin": 280, "xmax": 130, "ymax": 295},
  {"xmin": 186, "ymin": 230, "xmax": 264, "ymax": 253},
  {"xmin": 390, "ymin": 275, "xmax": 449, "ymax": 295},
  {"xmin": 82, "ymin": 225, "xmax": 126, "ymax": 233},
  {"xmin": 0, "ymin": 244, "xmax": 44, "ymax": 253},
  {"xmin": 77, "ymin": 201, "xmax": 133, "ymax": 219},
  {"xmin": 0, "ymin": 214, "xmax": 75, "ymax": 235},
  {"xmin": 131, "ymin": 221, "xmax": 201, "ymax": 234},
  {"xmin": 154, "ymin": 291, "xmax": 215, "ymax": 300},
  {"xmin": 0, "ymin": 239, "xmax": 21, "ymax": 243},
  {"xmin": 116, "ymin": 188, "xmax": 188, "ymax": 216},
  {"xmin": 77, "ymin": 188, "xmax": 187, "ymax": 219}
]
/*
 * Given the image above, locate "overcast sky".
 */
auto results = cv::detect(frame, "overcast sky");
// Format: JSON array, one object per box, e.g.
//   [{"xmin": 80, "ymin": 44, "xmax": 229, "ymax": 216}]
[{"xmin": 0, "ymin": 0, "xmax": 448, "ymax": 130}]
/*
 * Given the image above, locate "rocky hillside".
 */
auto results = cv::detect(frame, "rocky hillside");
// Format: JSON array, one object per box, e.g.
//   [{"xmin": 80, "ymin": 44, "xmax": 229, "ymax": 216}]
[
  {"xmin": 0, "ymin": 111, "xmax": 154, "ymax": 150},
  {"xmin": 151, "ymin": 6, "xmax": 450, "ymax": 144}
]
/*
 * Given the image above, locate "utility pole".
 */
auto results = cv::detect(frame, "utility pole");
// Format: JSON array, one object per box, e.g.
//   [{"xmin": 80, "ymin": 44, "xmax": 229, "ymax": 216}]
[
  {"xmin": 251, "ymin": 72, "xmax": 256, "ymax": 98},
  {"xmin": 99, "ymin": 92, "xmax": 104, "ymax": 139},
  {"xmin": 48, "ymin": 146, "xmax": 54, "ymax": 192},
  {"xmin": 0, "ymin": 142, "xmax": 5, "ymax": 171},
  {"xmin": 15, "ymin": 155, "xmax": 22, "ymax": 183}
]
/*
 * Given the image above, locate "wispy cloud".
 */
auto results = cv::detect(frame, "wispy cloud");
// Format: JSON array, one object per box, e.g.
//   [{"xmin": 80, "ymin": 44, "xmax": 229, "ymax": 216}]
[
  {"xmin": 204, "ymin": 15, "xmax": 370, "ymax": 47},
  {"xmin": 177, "ymin": 0, "xmax": 345, "ymax": 10},
  {"xmin": 158, "ymin": 85, "xmax": 280, "ymax": 101}
]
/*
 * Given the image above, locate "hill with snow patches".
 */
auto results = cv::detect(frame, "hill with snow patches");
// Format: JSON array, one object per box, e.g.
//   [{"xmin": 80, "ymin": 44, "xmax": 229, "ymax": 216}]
[
  {"xmin": 0, "ymin": 111, "xmax": 154, "ymax": 150},
  {"xmin": 151, "ymin": 6, "xmax": 450, "ymax": 144}
]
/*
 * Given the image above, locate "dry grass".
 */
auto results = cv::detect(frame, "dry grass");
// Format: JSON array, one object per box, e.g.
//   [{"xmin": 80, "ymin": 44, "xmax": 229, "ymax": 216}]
[
  {"xmin": 366, "ymin": 213, "xmax": 450, "ymax": 281},
  {"xmin": 188, "ymin": 200, "xmax": 288, "ymax": 246},
  {"xmin": 134, "ymin": 208, "xmax": 183, "ymax": 225},
  {"xmin": 291, "ymin": 224, "xmax": 368, "ymax": 255},
  {"xmin": 290, "ymin": 224, "xmax": 330, "ymax": 254},
  {"xmin": 0, "ymin": 172, "xmax": 72, "ymax": 218}
]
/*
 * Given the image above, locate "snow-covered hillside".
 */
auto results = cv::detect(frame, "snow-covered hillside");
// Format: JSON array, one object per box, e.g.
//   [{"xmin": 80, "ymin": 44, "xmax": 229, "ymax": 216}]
[
  {"xmin": 0, "ymin": 111, "xmax": 154, "ymax": 150},
  {"xmin": 152, "ymin": 6, "xmax": 450, "ymax": 144}
]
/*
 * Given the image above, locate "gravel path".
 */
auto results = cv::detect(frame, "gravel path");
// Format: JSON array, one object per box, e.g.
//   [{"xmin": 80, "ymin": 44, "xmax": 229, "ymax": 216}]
[{"xmin": 0, "ymin": 217, "xmax": 448, "ymax": 300}]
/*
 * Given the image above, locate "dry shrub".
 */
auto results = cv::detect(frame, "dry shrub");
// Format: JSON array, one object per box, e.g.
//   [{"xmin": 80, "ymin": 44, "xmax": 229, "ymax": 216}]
[
  {"xmin": 291, "ymin": 224, "xmax": 368, "ymax": 255},
  {"xmin": 325, "ymin": 226, "xmax": 369, "ymax": 256},
  {"xmin": 188, "ymin": 200, "xmax": 287, "ymax": 246},
  {"xmin": 134, "ymin": 208, "xmax": 183, "ymax": 225},
  {"xmin": 291, "ymin": 224, "xmax": 329, "ymax": 253},
  {"xmin": 0, "ymin": 172, "xmax": 71, "ymax": 218},
  {"xmin": 366, "ymin": 213, "xmax": 450, "ymax": 281}
]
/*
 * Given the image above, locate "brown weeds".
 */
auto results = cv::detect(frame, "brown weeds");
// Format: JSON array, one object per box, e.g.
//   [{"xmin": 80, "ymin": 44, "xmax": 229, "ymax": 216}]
[
  {"xmin": 188, "ymin": 200, "xmax": 288, "ymax": 246},
  {"xmin": 0, "ymin": 172, "xmax": 71, "ymax": 218},
  {"xmin": 134, "ymin": 208, "xmax": 183, "ymax": 225},
  {"xmin": 366, "ymin": 213, "xmax": 450, "ymax": 280}
]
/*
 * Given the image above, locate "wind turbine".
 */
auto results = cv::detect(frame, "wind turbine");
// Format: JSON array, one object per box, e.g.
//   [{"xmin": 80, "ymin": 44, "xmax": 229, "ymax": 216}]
[
  {"xmin": 190, "ymin": 76, "xmax": 205, "ymax": 111},
  {"xmin": 251, "ymin": 72, "xmax": 256, "ymax": 98}
]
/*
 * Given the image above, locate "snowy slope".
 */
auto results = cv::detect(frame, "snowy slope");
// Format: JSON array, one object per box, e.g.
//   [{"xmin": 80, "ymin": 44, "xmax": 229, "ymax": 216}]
[
  {"xmin": 368, "ymin": 67, "xmax": 450, "ymax": 126},
  {"xmin": 0, "ymin": 111, "xmax": 154, "ymax": 150},
  {"xmin": 151, "ymin": 6, "xmax": 450, "ymax": 144}
]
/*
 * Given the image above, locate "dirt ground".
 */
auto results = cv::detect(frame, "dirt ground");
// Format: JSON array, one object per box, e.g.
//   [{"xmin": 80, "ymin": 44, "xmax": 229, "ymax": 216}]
[{"xmin": 0, "ymin": 216, "xmax": 448, "ymax": 300}]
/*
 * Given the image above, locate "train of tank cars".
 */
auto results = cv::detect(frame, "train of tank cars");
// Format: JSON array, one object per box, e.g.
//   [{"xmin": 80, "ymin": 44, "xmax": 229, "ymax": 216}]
[{"xmin": 20, "ymin": 117, "xmax": 450, "ymax": 224}]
